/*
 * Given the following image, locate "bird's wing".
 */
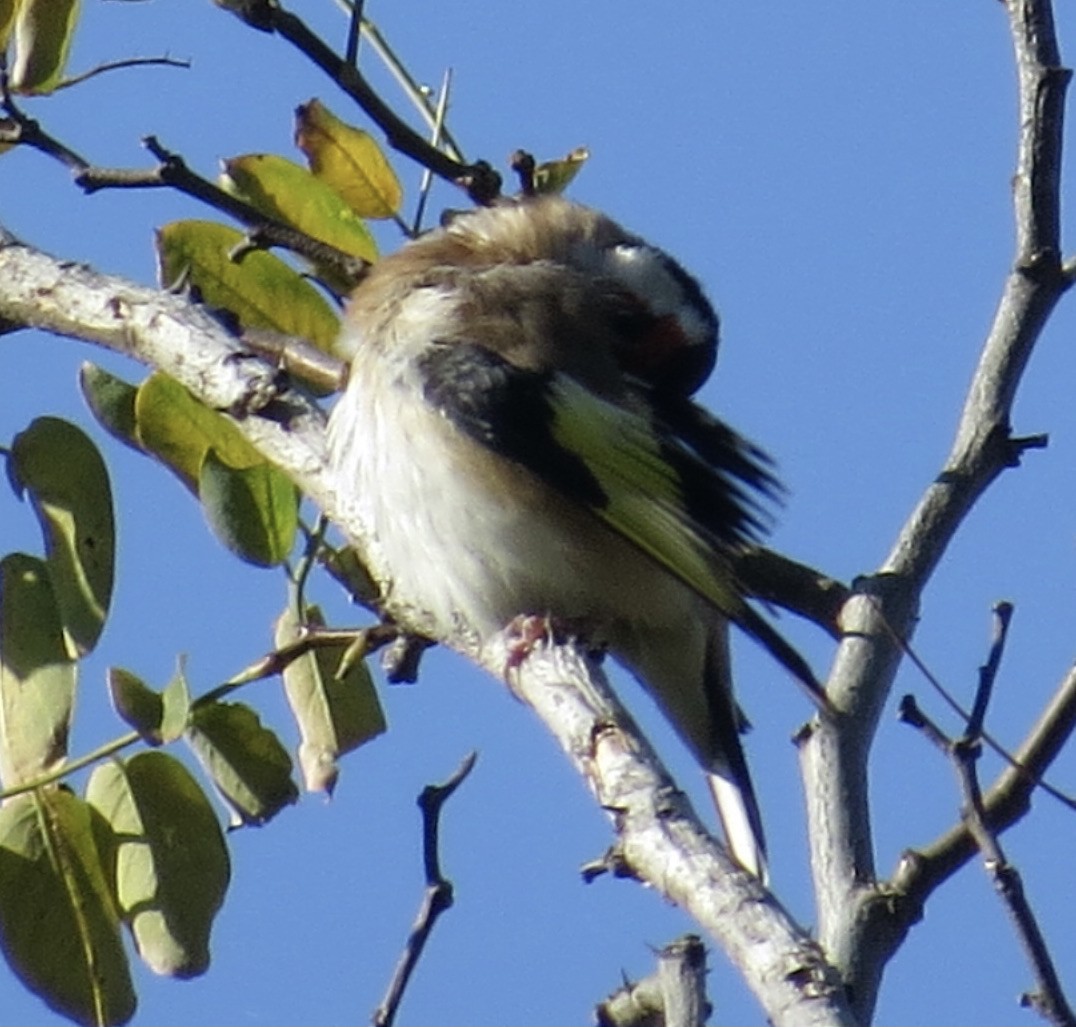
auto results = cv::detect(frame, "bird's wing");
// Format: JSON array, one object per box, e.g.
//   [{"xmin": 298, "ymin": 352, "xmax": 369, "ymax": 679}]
[{"xmin": 417, "ymin": 339, "xmax": 822, "ymax": 697}]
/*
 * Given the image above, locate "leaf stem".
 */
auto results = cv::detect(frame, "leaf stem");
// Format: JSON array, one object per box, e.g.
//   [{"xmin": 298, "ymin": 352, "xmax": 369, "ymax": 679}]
[{"xmin": 0, "ymin": 731, "xmax": 140, "ymax": 801}]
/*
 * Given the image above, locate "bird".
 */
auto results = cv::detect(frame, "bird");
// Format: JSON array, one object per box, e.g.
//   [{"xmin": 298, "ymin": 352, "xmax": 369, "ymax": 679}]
[{"xmin": 327, "ymin": 194, "xmax": 822, "ymax": 880}]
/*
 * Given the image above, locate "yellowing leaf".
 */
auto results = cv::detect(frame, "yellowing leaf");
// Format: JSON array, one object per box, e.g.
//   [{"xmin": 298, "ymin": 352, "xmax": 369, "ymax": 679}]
[
  {"xmin": 221, "ymin": 154, "xmax": 377, "ymax": 262},
  {"xmin": 156, "ymin": 220, "xmax": 340, "ymax": 352},
  {"xmin": 134, "ymin": 371, "xmax": 262, "ymax": 494},
  {"xmin": 0, "ymin": 554, "xmax": 76, "ymax": 789},
  {"xmin": 198, "ymin": 450, "xmax": 298, "ymax": 568},
  {"xmin": 0, "ymin": 789, "xmax": 135, "ymax": 1026},
  {"xmin": 532, "ymin": 146, "xmax": 590, "ymax": 195},
  {"xmin": 276, "ymin": 605, "xmax": 385, "ymax": 793},
  {"xmin": 86, "ymin": 753, "xmax": 230, "ymax": 979},
  {"xmin": 295, "ymin": 99, "xmax": 402, "ymax": 219},
  {"xmin": 9, "ymin": 417, "xmax": 115, "ymax": 657},
  {"xmin": 9, "ymin": 0, "xmax": 80, "ymax": 95}
]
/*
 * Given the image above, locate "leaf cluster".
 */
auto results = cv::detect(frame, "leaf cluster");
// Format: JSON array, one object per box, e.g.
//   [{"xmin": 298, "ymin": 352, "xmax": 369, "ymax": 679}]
[
  {"xmin": 1, "ymin": 413, "xmax": 386, "ymax": 1026},
  {"xmin": 0, "ymin": 1, "xmax": 603, "ymax": 1024}
]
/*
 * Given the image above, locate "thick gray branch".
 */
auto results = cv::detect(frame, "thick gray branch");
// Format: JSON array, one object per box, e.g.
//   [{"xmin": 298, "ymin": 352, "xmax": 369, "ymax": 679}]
[
  {"xmin": 0, "ymin": 226, "xmax": 356, "ymax": 548},
  {"xmin": 798, "ymin": 2, "xmax": 1073, "ymax": 1021},
  {"xmin": 482, "ymin": 637, "xmax": 857, "ymax": 1027}
]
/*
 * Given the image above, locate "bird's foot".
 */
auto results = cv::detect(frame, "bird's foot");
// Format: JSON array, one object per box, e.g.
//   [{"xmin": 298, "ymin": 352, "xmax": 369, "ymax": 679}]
[{"xmin": 503, "ymin": 614, "xmax": 559, "ymax": 670}]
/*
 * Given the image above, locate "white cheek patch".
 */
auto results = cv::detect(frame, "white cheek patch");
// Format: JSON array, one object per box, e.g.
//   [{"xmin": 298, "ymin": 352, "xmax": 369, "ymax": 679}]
[{"xmin": 603, "ymin": 244, "xmax": 715, "ymax": 347}]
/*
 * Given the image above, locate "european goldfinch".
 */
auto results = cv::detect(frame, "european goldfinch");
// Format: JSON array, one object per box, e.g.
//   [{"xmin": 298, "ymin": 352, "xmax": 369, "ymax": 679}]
[{"xmin": 328, "ymin": 195, "xmax": 820, "ymax": 879}]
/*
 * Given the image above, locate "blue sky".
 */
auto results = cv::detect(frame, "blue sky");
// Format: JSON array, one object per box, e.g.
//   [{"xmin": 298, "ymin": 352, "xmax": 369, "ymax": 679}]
[{"xmin": 3, "ymin": 1, "xmax": 1076, "ymax": 1024}]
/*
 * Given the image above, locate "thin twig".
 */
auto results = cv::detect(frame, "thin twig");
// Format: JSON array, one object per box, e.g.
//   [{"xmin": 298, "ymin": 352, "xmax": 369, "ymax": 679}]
[
  {"xmin": 881, "ymin": 609, "xmax": 1076, "ymax": 813},
  {"xmin": 968, "ymin": 601, "xmax": 1014, "ymax": 738},
  {"xmin": 1, "ymin": 85, "xmax": 368, "ymax": 281},
  {"xmin": 331, "ymin": 2, "xmax": 466, "ymax": 164},
  {"xmin": 54, "ymin": 55, "xmax": 191, "ymax": 91},
  {"xmin": 0, "ymin": 731, "xmax": 141, "ymax": 802},
  {"xmin": 0, "ymin": 72, "xmax": 92, "ymax": 174},
  {"xmin": 344, "ymin": 0, "xmax": 364, "ymax": 67},
  {"xmin": 372, "ymin": 752, "xmax": 478, "ymax": 1027},
  {"xmin": 896, "ymin": 661, "xmax": 1076, "ymax": 900},
  {"xmin": 219, "ymin": 2, "xmax": 499, "ymax": 201},
  {"xmin": 411, "ymin": 67, "xmax": 452, "ymax": 237},
  {"xmin": 900, "ymin": 609, "xmax": 1076, "ymax": 1027}
]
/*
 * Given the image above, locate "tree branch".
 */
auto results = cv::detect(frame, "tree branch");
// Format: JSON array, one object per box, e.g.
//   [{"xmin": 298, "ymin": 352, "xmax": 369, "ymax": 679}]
[
  {"xmin": 898, "ymin": 605, "xmax": 1076, "ymax": 1027},
  {"xmin": 0, "ymin": 80, "xmax": 369, "ymax": 284},
  {"xmin": 894, "ymin": 659, "xmax": 1076, "ymax": 900},
  {"xmin": 797, "ymin": 1, "xmax": 1073, "ymax": 1020},
  {"xmin": 483, "ymin": 636, "xmax": 857, "ymax": 1027},
  {"xmin": 596, "ymin": 935, "xmax": 710, "ymax": 1027},
  {"xmin": 214, "ymin": 0, "xmax": 501, "ymax": 202},
  {"xmin": 372, "ymin": 752, "xmax": 477, "ymax": 1027},
  {"xmin": 733, "ymin": 548, "xmax": 848, "ymax": 638}
]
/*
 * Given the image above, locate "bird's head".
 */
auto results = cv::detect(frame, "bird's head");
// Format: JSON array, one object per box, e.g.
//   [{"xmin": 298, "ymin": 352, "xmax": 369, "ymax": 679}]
[
  {"xmin": 439, "ymin": 196, "xmax": 720, "ymax": 396},
  {"xmin": 346, "ymin": 196, "xmax": 720, "ymax": 396}
]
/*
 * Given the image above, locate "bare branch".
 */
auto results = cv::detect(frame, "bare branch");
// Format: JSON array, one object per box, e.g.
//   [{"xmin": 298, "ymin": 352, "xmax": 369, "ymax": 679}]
[
  {"xmin": 596, "ymin": 936, "xmax": 710, "ymax": 1027},
  {"xmin": 372, "ymin": 752, "xmax": 478, "ymax": 1027},
  {"xmin": 798, "ymin": 1, "xmax": 1073, "ymax": 1020},
  {"xmin": 656, "ymin": 937, "xmax": 710, "ymax": 1027},
  {"xmin": 215, "ymin": 0, "xmax": 500, "ymax": 202},
  {"xmin": 894, "ymin": 660, "xmax": 1076, "ymax": 899},
  {"xmin": 349, "ymin": 12, "xmax": 466, "ymax": 164},
  {"xmin": 237, "ymin": 327, "xmax": 349, "ymax": 395},
  {"xmin": 79, "ymin": 136, "xmax": 368, "ymax": 282},
  {"xmin": 899, "ymin": 614, "xmax": 1076, "ymax": 1027},
  {"xmin": 483, "ymin": 635, "xmax": 856, "ymax": 1027},
  {"xmin": 0, "ymin": 79, "xmax": 92, "ymax": 175},
  {"xmin": 969, "ymin": 601, "xmax": 1014, "ymax": 737},
  {"xmin": 54, "ymin": 55, "xmax": 191, "ymax": 91},
  {"xmin": 1, "ymin": 82, "xmax": 370, "ymax": 284},
  {"xmin": 732, "ymin": 548, "xmax": 848, "ymax": 637}
]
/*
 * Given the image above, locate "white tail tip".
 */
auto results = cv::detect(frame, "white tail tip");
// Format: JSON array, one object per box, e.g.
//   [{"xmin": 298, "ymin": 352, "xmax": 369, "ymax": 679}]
[{"xmin": 708, "ymin": 773, "xmax": 768, "ymax": 884}]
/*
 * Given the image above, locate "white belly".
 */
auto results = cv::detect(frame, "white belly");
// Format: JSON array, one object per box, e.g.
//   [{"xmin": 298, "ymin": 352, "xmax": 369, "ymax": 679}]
[{"xmin": 327, "ymin": 352, "xmax": 696, "ymax": 654}]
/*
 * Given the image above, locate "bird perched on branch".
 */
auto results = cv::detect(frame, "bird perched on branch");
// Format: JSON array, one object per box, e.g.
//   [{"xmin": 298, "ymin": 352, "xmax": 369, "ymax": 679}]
[{"xmin": 328, "ymin": 194, "xmax": 822, "ymax": 880}]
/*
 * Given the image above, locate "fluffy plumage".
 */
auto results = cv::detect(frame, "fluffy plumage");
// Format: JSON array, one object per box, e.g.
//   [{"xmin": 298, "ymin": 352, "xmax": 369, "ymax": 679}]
[{"xmin": 328, "ymin": 195, "xmax": 819, "ymax": 879}]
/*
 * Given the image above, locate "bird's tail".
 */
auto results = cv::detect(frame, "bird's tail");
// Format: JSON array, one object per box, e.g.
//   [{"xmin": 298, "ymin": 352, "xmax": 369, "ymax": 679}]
[{"xmin": 708, "ymin": 769, "xmax": 768, "ymax": 883}]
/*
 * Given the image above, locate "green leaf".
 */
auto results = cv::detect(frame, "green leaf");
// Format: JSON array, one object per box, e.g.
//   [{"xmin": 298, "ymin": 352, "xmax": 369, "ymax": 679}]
[
  {"xmin": 133, "ymin": 371, "xmax": 262, "ymax": 494},
  {"xmin": 9, "ymin": 416, "xmax": 115, "ymax": 657},
  {"xmin": 8, "ymin": 0, "xmax": 80, "ymax": 95},
  {"xmin": 198, "ymin": 450, "xmax": 298, "ymax": 567},
  {"xmin": 156, "ymin": 220, "xmax": 340, "ymax": 352},
  {"xmin": 107, "ymin": 669, "xmax": 164, "ymax": 744},
  {"xmin": 222, "ymin": 154, "xmax": 378, "ymax": 262},
  {"xmin": 0, "ymin": 789, "xmax": 135, "ymax": 1026},
  {"xmin": 86, "ymin": 753, "xmax": 230, "ymax": 979},
  {"xmin": 295, "ymin": 99, "xmax": 403, "ymax": 219},
  {"xmin": 532, "ymin": 146, "xmax": 590, "ymax": 195},
  {"xmin": 0, "ymin": 0, "xmax": 20, "ymax": 50},
  {"xmin": 79, "ymin": 364, "xmax": 141, "ymax": 455},
  {"xmin": 0, "ymin": 554, "xmax": 76, "ymax": 788},
  {"xmin": 159, "ymin": 663, "xmax": 193, "ymax": 745},
  {"xmin": 105, "ymin": 662, "xmax": 190, "ymax": 747},
  {"xmin": 185, "ymin": 702, "xmax": 298, "ymax": 827},
  {"xmin": 276, "ymin": 605, "xmax": 385, "ymax": 793}
]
